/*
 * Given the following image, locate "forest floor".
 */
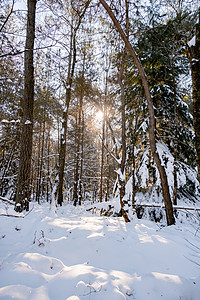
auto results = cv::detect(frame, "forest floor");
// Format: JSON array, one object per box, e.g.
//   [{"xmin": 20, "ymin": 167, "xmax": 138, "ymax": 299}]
[{"xmin": 0, "ymin": 201, "xmax": 200, "ymax": 300}]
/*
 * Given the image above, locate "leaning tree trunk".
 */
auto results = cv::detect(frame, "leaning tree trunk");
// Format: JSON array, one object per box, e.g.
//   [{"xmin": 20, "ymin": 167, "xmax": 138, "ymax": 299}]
[
  {"xmin": 100, "ymin": 0, "xmax": 175, "ymax": 225},
  {"xmin": 189, "ymin": 10, "xmax": 200, "ymax": 182},
  {"xmin": 15, "ymin": 0, "xmax": 36, "ymax": 212}
]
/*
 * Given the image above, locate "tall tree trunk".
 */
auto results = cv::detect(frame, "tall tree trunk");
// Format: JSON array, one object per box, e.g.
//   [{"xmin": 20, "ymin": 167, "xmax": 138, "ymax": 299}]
[
  {"xmin": 105, "ymin": 110, "xmax": 110, "ymax": 203},
  {"xmin": 100, "ymin": 102, "xmax": 105, "ymax": 203},
  {"xmin": 57, "ymin": 25, "xmax": 74, "ymax": 206},
  {"xmin": 15, "ymin": 0, "xmax": 36, "ymax": 211},
  {"xmin": 38, "ymin": 119, "xmax": 45, "ymax": 202},
  {"xmin": 189, "ymin": 9, "xmax": 200, "ymax": 182},
  {"xmin": 73, "ymin": 103, "xmax": 82, "ymax": 206},
  {"xmin": 132, "ymin": 145, "xmax": 136, "ymax": 210},
  {"xmin": 164, "ymin": 44, "xmax": 179, "ymax": 205},
  {"xmin": 57, "ymin": 92, "xmax": 70, "ymax": 206},
  {"xmin": 118, "ymin": 52, "xmax": 130, "ymax": 223},
  {"xmin": 36, "ymin": 123, "xmax": 42, "ymax": 203},
  {"xmin": 116, "ymin": 0, "xmax": 130, "ymax": 223},
  {"xmin": 73, "ymin": 55, "xmax": 85, "ymax": 206},
  {"xmin": 47, "ymin": 126, "xmax": 51, "ymax": 202},
  {"xmin": 78, "ymin": 111, "xmax": 84, "ymax": 205},
  {"xmin": 73, "ymin": 106, "xmax": 79, "ymax": 206},
  {"xmin": 172, "ymin": 67, "xmax": 178, "ymax": 206},
  {"xmin": 100, "ymin": 0, "xmax": 175, "ymax": 225}
]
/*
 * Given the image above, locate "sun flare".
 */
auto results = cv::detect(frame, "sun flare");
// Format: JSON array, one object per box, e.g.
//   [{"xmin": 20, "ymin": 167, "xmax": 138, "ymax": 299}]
[{"xmin": 95, "ymin": 110, "xmax": 104, "ymax": 122}]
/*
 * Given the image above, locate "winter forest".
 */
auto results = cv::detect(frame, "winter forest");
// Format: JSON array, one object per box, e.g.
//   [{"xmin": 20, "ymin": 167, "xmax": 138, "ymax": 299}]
[{"xmin": 0, "ymin": 0, "xmax": 200, "ymax": 299}]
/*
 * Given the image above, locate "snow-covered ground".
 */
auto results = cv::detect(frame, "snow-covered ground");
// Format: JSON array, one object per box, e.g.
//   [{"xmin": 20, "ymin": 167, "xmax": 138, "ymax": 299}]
[{"xmin": 0, "ymin": 201, "xmax": 200, "ymax": 300}]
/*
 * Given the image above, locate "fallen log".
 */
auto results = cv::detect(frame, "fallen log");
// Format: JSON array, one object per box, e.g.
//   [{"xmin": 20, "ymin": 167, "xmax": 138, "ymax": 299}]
[
  {"xmin": 0, "ymin": 213, "xmax": 24, "ymax": 218},
  {"xmin": 0, "ymin": 196, "xmax": 15, "ymax": 205},
  {"xmin": 133, "ymin": 204, "xmax": 200, "ymax": 212}
]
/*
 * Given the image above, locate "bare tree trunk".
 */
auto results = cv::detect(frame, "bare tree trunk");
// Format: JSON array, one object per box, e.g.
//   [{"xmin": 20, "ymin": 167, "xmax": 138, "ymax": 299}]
[
  {"xmin": 73, "ymin": 54, "xmax": 85, "ymax": 206},
  {"xmin": 36, "ymin": 123, "xmax": 42, "ymax": 203},
  {"xmin": 73, "ymin": 106, "xmax": 79, "ymax": 206},
  {"xmin": 132, "ymin": 146, "xmax": 136, "ymax": 210},
  {"xmin": 107, "ymin": 120, "xmax": 119, "ymax": 160},
  {"xmin": 105, "ymin": 110, "xmax": 110, "ymax": 203},
  {"xmin": 47, "ymin": 126, "xmax": 51, "ymax": 202},
  {"xmin": 100, "ymin": 0, "xmax": 175, "ymax": 225},
  {"xmin": 36, "ymin": 120, "xmax": 45, "ymax": 204},
  {"xmin": 172, "ymin": 69, "xmax": 178, "ymax": 206},
  {"xmin": 118, "ymin": 52, "xmax": 130, "ymax": 223},
  {"xmin": 100, "ymin": 102, "xmax": 105, "ymax": 203},
  {"xmin": 57, "ymin": 92, "xmax": 70, "ymax": 206},
  {"xmin": 78, "ymin": 111, "xmax": 84, "ymax": 205},
  {"xmin": 117, "ymin": 0, "xmax": 130, "ymax": 223},
  {"xmin": 189, "ymin": 9, "xmax": 200, "ymax": 182},
  {"xmin": 74, "ymin": 105, "xmax": 82, "ymax": 206},
  {"xmin": 38, "ymin": 119, "xmax": 45, "ymax": 202},
  {"xmin": 15, "ymin": 0, "xmax": 36, "ymax": 212},
  {"xmin": 0, "ymin": 142, "xmax": 16, "ymax": 195},
  {"xmin": 57, "ymin": 24, "xmax": 74, "ymax": 206}
]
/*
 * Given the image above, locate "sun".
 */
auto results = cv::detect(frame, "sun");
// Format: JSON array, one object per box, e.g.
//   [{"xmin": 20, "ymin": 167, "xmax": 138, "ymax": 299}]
[{"xmin": 95, "ymin": 110, "xmax": 104, "ymax": 122}]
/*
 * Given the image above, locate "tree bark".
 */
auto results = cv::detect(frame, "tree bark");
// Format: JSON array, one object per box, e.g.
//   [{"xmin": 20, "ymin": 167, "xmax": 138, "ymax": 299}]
[
  {"xmin": 132, "ymin": 146, "xmax": 136, "ymax": 210},
  {"xmin": 73, "ymin": 54, "xmax": 85, "ymax": 206},
  {"xmin": 118, "ymin": 51, "xmax": 130, "ymax": 223},
  {"xmin": 73, "ymin": 106, "xmax": 79, "ymax": 206},
  {"xmin": 100, "ymin": 0, "xmax": 175, "ymax": 225},
  {"xmin": 35, "ymin": 122, "xmax": 42, "ymax": 203},
  {"xmin": 57, "ymin": 23, "xmax": 74, "ymax": 206},
  {"xmin": 15, "ymin": 0, "xmax": 36, "ymax": 211},
  {"xmin": 189, "ymin": 9, "xmax": 200, "ymax": 182},
  {"xmin": 38, "ymin": 120, "xmax": 45, "ymax": 202},
  {"xmin": 100, "ymin": 100, "xmax": 105, "ymax": 203},
  {"xmin": 172, "ymin": 67, "xmax": 178, "ymax": 206},
  {"xmin": 46, "ymin": 126, "xmax": 51, "ymax": 202},
  {"xmin": 78, "ymin": 111, "xmax": 84, "ymax": 205},
  {"xmin": 105, "ymin": 115, "xmax": 110, "ymax": 202}
]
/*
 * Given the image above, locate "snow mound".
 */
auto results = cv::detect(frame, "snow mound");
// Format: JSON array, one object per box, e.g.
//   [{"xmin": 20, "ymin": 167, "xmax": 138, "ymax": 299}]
[{"xmin": 0, "ymin": 202, "xmax": 200, "ymax": 299}]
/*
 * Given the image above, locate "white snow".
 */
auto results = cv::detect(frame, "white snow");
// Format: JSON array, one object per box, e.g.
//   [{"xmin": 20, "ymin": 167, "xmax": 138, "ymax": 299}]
[
  {"xmin": 61, "ymin": 127, "xmax": 65, "ymax": 135},
  {"xmin": 0, "ymin": 201, "xmax": 200, "ymax": 300},
  {"xmin": 131, "ymin": 141, "xmax": 200, "ymax": 206},
  {"xmin": 24, "ymin": 120, "xmax": 32, "ymax": 125},
  {"xmin": 188, "ymin": 36, "xmax": 196, "ymax": 47}
]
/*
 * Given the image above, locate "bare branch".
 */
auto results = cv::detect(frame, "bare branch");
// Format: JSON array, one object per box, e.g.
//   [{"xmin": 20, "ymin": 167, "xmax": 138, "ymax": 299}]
[
  {"xmin": 0, "ymin": 42, "xmax": 57, "ymax": 58},
  {"xmin": 0, "ymin": 0, "xmax": 15, "ymax": 33}
]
